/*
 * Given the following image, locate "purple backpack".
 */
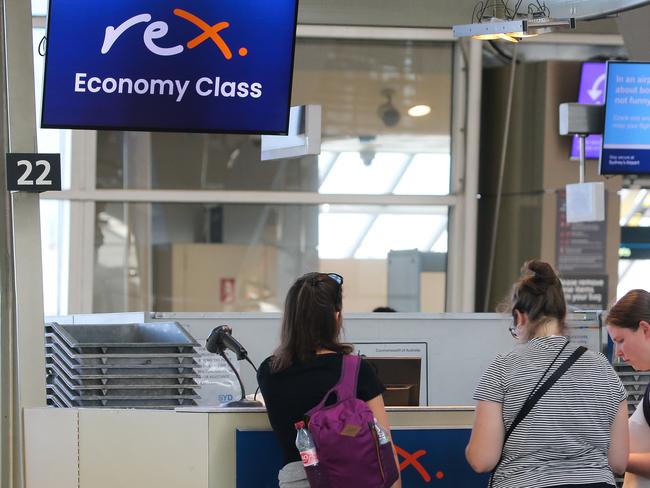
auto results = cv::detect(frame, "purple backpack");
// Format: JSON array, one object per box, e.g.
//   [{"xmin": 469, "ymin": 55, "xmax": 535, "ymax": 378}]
[{"xmin": 305, "ymin": 354, "xmax": 399, "ymax": 488}]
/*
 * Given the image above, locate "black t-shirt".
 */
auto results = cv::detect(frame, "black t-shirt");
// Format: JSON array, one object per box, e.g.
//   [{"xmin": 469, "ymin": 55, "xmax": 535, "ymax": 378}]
[{"xmin": 257, "ymin": 353, "xmax": 385, "ymax": 465}]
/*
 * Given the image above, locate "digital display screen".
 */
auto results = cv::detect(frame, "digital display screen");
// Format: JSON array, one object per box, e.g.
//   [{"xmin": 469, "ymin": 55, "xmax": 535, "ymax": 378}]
[
  {"xmin": 41, "ymin": 0, "xmax": 299, "ymax": 134},
  {"xmin": 570, "ymin": 62, "xmax": 606, "ymax": 160},
  {"xmin": 600, "ymin": 61, "xmax": 650, "ymax": 175}
]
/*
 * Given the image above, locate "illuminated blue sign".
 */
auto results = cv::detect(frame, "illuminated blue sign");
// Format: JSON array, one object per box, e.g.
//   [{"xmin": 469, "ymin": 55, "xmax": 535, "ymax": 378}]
[
  {"xmin": 571, "ymin": 62, "xmax": 605, "ymax": 160},
  {"xmin": 41, "ymin": 0, "xmax": 299, "ymax": 134},
  {"xmin": 601, "ymin": 61, "xmax": 650, "ymax": 174}
]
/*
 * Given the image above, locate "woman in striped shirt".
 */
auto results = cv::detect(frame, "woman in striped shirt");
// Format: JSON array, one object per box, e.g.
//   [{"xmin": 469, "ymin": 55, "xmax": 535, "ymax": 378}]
[
  {"xmin": 466, "ymin": 260, "xmax": 629, "ymax": 488},
  {"xmin": 607, "ymin": 289, "xmax": 650, "ymax": 488}
]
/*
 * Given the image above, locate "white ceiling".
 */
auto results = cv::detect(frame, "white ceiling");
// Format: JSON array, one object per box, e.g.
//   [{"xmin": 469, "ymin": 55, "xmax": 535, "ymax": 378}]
[{"xmin": 297, "ymin": 0, "xmax": 625, "ymax": 33}]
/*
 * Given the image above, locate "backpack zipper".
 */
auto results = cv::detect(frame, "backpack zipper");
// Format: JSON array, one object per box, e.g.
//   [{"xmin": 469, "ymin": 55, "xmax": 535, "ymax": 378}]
[{"xmin": 369, "ymin": 421, "xmax": 385, "ymax": 480}]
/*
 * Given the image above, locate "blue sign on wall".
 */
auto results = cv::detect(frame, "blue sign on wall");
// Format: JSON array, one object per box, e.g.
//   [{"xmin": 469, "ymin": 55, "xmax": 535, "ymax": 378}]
[
  {"xmin": 570, "ymin": 62, "xmax": 606, "ymax": 160},
  {"xmin": 235, "ymin": 428, "xmax": 490, "ymax": 487},
  {"xmin": 601, "ymin": 61, "xmax": 650, "ymax": 175},
  {"xmin": 42, "ymin": 0, "xmax": 299, "ymax": 134}
]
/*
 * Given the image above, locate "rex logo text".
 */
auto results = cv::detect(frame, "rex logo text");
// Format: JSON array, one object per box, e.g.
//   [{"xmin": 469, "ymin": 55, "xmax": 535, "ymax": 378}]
[{"xmin": 101, "ymin": 9, "xmax": 248, "ymax": 59}]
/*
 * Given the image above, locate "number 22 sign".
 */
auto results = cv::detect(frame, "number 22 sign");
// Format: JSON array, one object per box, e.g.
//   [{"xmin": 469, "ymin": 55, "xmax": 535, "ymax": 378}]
[{"xmin": 6, "ymin": 153, "xmax": 61, "ymax": 192}]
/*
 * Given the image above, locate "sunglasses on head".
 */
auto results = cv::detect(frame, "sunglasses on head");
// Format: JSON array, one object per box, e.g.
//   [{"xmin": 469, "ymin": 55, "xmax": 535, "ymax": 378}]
[
  {"xmin": 327, "ymin": 273, "xmax": 343, "ymax": 286},
  {"xmin": 508, "ymin": 323, "xmax": 518, "ymax": 339}
]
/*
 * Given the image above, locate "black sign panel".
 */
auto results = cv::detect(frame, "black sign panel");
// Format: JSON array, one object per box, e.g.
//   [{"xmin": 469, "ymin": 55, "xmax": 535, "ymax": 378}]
[
  {"xmin": 556, "ymin": 190, "xmax": 607, "ymax": 274},
  {"xmin": 6, "ymin": 153, "xmax": 61, "ymax": 192},
  {"xmin": 560, "ymin": 274, "xmax": 608, "ymax": 311}
]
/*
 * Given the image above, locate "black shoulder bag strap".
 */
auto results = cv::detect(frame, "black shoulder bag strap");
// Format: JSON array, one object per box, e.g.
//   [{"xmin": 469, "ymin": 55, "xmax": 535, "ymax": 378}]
[
  {"xmin": 488, "ymin": 344, "xmax": 587, "ymax": 488},
  {"xmin": 643, "ymin": 380, "xmax": 650, "ymax": 427}
]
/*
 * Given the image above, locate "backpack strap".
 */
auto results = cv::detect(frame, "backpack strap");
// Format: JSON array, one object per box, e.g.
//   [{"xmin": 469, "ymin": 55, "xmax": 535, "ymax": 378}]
[
  {"xmin": 336, "ymin": 354, "xmax": 361, "ymax": 401},
  {"xmin": 306, "ymin": 354, "xmax": 361, "ymax": 417}
]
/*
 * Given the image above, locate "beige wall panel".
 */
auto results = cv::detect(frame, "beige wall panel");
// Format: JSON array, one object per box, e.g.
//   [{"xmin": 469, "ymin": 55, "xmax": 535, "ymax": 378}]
[
  {"xmin": 154, "ymin": 243, "xmax": 277, "ymax": 312},
  {"xmin": 79, "ymin": 409, "xmax": 208, "ymax": 488},
  {"xmin": 24, "ymin": 407, "xmax": 475, "ymax": 487},
  {"xmin": 420, "ymin": 272, "xmax": 446, "ymax": 312},
  {"xmin": 208, "ymin": 411, "xmax": 273, "ymax": 486},
  {"xmin": 24, "ymin": 408, "xmax": 78, "ymax": 488},
  {"xmin": 387, "ymin": 408, "xmax": 474, "ymax": 427},
  {"xmin": 319, "ymin": 258, "xmax": 387, "ymax": 312}
]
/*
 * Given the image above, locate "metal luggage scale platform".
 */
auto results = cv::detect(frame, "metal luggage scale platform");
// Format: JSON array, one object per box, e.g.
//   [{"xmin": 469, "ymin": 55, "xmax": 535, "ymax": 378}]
[
  {"xmin": 613, "ymin": 361, "xmax": 650, "ymax": 416},
  {"xmin": 45, "ymin": 322, "xmax": 202, "ymax": 409}
]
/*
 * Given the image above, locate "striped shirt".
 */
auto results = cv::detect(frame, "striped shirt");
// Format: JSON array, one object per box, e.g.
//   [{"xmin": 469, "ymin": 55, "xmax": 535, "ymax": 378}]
[{"xmin": 474, "ymin": 336, "xmax": 627, "ymax": 488}]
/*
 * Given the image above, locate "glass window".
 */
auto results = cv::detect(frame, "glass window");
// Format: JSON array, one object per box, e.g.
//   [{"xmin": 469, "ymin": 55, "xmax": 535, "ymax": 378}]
[
  {"xmin": 93, "ymin": 203, "xmax": 448, "ymax": 313},
  {"xmin": 618, "ymin": 189, "xmax": 650, "ymax": 298},
  {"xmin": 88, "ymin": 37, "xmax": 454, "ymax": 313},
  {"xmin": 95, "ymin": 39, "xmax": 452, "ymax": 194},
  {"xmin": 31, "ymin": 0, "xmax": 47, "ymax": 16},
  {"xmin": 41, "ymin": 200, "xmax": 69, "ymax": 315},
  {"xmin": 319, "ymin": 205, "xmax": 448, "ymax": 259}
]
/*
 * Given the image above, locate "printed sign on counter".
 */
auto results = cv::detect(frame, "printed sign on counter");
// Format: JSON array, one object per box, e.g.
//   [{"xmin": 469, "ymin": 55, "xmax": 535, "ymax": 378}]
[
  {"xmin": 42, "ymin": 0, "xmax": 299, "ymax": 134},
  {"xmin": 194, "ymin": 347, "xmax": 239, "ymax": 406}
]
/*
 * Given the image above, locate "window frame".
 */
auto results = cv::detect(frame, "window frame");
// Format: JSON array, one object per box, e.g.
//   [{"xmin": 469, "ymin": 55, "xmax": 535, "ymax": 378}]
[{"xmin": 36, "ymin": 23, "xmax": 471, "ymax": 312}]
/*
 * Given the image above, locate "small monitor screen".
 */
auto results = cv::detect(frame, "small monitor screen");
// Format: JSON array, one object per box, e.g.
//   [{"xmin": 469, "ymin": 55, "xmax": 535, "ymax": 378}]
[
  {"xmin": 365, "ymin": 357, "xmax": 421, "ymax": 407},
  {"xmin": 570, "ymin": 62, "xmax": 606, "ymax": 160},
  {"xmin": 600, "ymin": 61, "xmax": 650, "ymax": 175}
]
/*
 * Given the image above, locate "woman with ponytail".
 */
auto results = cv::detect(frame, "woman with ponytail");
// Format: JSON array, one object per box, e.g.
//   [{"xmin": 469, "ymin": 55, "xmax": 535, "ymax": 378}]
[
  {"xmin": 466, "ymin": 260, "xmax": 629, "ymax": 488},
  {"xmin": 606, "ymin": 289, "xmax": 650, "ymax": 487},
  {"xmin": 257, "ymin": 272, "xmax": 400, "ymax": 488}
]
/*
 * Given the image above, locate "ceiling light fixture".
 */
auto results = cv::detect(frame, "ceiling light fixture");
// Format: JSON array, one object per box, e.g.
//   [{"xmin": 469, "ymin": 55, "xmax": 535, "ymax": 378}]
[
  {"xmin": 453, "ymin": 16, "xmax": 575, "ymax": 42},
  {"xmin": 408, "ymin": 105, "xmax": 431, "ymax": 117},
  {"xmin": 452, "ymin": 1, "xmax": 575, "ymax": 42}
]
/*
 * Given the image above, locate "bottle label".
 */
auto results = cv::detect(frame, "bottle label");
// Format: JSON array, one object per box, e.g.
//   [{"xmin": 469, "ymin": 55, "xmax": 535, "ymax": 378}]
[
  {"xmin": 374, "ymin": 422, "xmax": 389, "ymax": 445},
  {"xmin": 300, "ymin": 448, "xmax": 319, "ymax": 467}
]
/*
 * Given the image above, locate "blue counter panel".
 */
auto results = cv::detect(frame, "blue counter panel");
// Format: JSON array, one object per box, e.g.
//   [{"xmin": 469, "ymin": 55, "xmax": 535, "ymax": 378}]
[{"xmin": 235, "ymin": 427, "xmax": 489, "ymax": 487}]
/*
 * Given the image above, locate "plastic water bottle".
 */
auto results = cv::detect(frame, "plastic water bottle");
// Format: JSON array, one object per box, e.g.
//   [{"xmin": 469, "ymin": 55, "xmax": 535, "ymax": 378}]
[
  {"xmin": 295, "ymin": 421, "xmax": 319, "ymax": 467},
  {"xmin": 373, "ymin": 417, "xmax": 389, "ymax": 445}
]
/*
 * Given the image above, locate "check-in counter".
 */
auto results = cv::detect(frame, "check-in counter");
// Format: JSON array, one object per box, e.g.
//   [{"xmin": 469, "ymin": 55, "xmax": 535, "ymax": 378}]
[
  {"xmin": 31, "ymin": 312, "xmax": 603, "ymax": 487},
  {"xmin": 47, "ymin": 311, "xmax": 604, "ymax": 407},
  {"xmin": 24, "ymin": 406, "xmax": 484, "ymax": 488}
]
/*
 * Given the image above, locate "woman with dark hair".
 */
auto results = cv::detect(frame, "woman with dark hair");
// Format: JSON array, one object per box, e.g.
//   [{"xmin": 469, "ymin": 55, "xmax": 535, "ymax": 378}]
[
  {"xmin": 606, "ymin": 289, "xmax": 650, "ymax": 487},
  {"xmin": 466, "ymin": 260, "xmax": 629, "ymax": 488},
  {"xmin": 257, "ymin": 272, "xmax": 400, "ymax": 488}
]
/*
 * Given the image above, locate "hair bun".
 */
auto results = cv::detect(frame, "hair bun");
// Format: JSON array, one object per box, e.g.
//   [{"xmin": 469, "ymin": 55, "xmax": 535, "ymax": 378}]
[{"xmin": 524, "ymin": 260, "xmax": 559, "ymax": 286}]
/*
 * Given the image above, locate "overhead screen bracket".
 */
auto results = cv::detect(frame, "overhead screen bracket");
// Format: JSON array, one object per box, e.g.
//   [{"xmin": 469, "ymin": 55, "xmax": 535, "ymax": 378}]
[
  {"xmin": 559, "ymin": 103, "xmax": 606, "ymax": 223},
  {"xmin": 559, "ymin": 103, "xmax": 604, "ymax": 137},
  {"xmin": 260, "ymin": 105, "xmax": 322, "ymax": 161}
]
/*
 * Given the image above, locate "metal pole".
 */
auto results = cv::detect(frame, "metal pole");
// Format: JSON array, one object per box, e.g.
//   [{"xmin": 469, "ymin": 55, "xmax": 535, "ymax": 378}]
[
  {"xmin": 483, "ymin": 45, "xmax": 518, "ymax": 312},
  {"xmin": 447, "ymin": 42, "xmax": 467, "ymax": 312},
  {"xmin": 2, "ymin": 0, "xmax": 46, "ymax": 487},
  {"xmin": 0, "ymin": 1, "xmax": 16, "ymax": 486},
  {"xmin": 579, "ymin": 134, "xmax": 586, "ymax": 183},
  {"xmin": 462, "ymin": 39, "xmax": 482, "ymax": 312}
]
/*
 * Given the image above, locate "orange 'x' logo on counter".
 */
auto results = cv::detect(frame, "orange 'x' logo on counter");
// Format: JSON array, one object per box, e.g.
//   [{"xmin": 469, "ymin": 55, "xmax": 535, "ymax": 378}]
[
  {"xmin": 395, "ymin": 445, "xmax": 432, "ymax": 482},
  {"xmin": 173, "ymin": 9, "xmax": 233, "ymax": 59}
]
